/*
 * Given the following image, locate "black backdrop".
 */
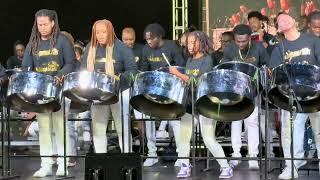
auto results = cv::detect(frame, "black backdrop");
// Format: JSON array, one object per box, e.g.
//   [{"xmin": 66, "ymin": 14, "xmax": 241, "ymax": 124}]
[{"xmin": 0, "ymin": 0, "xmax": 200, "ymax": 65}]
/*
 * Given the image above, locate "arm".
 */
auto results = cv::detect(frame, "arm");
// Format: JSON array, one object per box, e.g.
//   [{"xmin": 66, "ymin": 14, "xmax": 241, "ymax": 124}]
[
  {"xmin": 259, "ymin": 43, "xmax": 270, "ymax": 67},
  {"xmin": 171, "ymin": 42, "xmax": 186, "ymax": 66},
  {"xmin": 268, "ymin": 45, "xmax": 283, "ymax": 68},
  {"xmin": 80, "ymin": 44, "xmax": 90, "ymax": 70},
  {"xmin": 169, "ymin": 66, "xmax": 189, "ymax": 82},
  {"xmin": 22, "ymin": 44, "xmax": 34, "ymax": 71},
  {"xmin": 119, "ymin": 42, "xmax": 138, "ymax": 79},
  {"xmin": 56, "ymin": 35, "xmax": 76, "ymax": 76},
  {"xmin": 314, "ymin": 38, "xmax": 320, "ymax": 66}
]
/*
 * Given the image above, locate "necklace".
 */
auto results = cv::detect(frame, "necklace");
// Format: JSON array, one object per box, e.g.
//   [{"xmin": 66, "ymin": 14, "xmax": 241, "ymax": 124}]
[{"xmin": 238, "ymin": 40, "xmax": 251, "ymax": 61}]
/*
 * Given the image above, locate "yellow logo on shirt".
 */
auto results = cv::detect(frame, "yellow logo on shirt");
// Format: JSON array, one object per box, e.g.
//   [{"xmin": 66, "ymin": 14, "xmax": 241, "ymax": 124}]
[
  {"xmin": 38, "ymin": 48, "xmax": 59, "ymax": 57},
  {"xmin": 186, "ymin": 69, "xmax": 200, "ymax": 76},
  {"xmin": 284, "ymin": 48, "xmax": 311, "ymax": 62},
  {"xmin": 148, "ymin": 56, "xmax": 163, "ymax": 62},
  {"xmin": 35, "ymin": 61, "xmax": 60, "ymax": 72}
]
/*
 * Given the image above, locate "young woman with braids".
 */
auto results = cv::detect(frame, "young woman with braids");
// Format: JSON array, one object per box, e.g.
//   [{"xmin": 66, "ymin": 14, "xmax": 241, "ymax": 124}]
[
  {"xmin": 22, "ymin": 9, "xmax": 76, "ymax": 177},
  {"xmin": 81, "ymin": 19, "xmax": 137, "ymax": 154},
  {"xmin": 169, "ymin": 31, "xmax": 233, "ymax": 179}
]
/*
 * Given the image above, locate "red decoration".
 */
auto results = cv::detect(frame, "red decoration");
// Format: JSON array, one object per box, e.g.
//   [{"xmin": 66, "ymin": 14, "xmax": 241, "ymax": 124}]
[
  {"xmin": 261, "ymin": 8, "xmax": 267, "ymax": 16},
  {"xmin": 301, "ymin": 2, "xmax": 306, "ymax": 15},
  {"xmin": 305, "ymin": 1, "xmax": 314, "ymax": 16},
  {"xmin": 231, "ymin": 14, "xmax": 241, "ymax": 26},
  {"xmin": 280, "ymin": 0, "xmax": 290, "ymax": 11},
  {"xmin": 267, "ymin": 0, "xmax": 276, "ymax": 9}
]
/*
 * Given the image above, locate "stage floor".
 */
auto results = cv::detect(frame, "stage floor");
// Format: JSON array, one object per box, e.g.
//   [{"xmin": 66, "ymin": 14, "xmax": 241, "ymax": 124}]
[{"xmin": 4, "ymin": 157, "xmax": 320, "ymax": 180}]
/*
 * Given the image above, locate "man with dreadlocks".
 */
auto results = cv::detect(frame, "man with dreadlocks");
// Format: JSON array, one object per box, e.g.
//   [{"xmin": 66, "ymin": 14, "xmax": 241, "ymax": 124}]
[
  {"xmin": 138, "ymin": 23, "xmax": 184, "ymax": 167},
  {"xmin": 170, "ymin": 31, "xmax": 233, "ymax": 178},
  {"xmin": 222, "ymin": 24, "xmax": 269, "ymax": 170},
  {"xmin": 22, "ymin": 9, "xmax": 76, "ymax": 177},
  {"xmin": 81, "ymin": 19, "xmax": 137, "ymax": 154}
]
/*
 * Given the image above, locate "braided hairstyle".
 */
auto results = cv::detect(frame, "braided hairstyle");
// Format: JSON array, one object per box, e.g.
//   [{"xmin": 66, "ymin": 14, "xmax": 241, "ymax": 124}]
[
  {"xmin": 28, "ymin": 9, "xmax": 60, "ymax": 55},
  {"xmin": 186, "ymin": 31, "xmax": 213, "ymax": 56}
]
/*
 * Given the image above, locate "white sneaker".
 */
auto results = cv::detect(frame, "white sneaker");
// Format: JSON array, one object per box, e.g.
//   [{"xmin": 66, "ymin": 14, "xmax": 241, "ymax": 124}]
[
  {"xmin": 174, "ymin": 159, "xmax": 182, "ymax": 167},
  {"xmin": 278, "ymin": 166, "xmax": 298, "ymax": 179},
  {"xmin": 177, "ymin": 163, "xmax": 192, "ymax": 178},
  {"xmin": 295, "ymin": 160, "xmax": 307, "ymax": 169},
  {"xmin": 143, "ymin": 158, "xmax": 158, "ymax": 167},
  {"xmin": 219, "ymin": 166, "xmax": 233, "ymax": 179},
  {"xmin": 156, "ymin": 130, "xmax": 169, "ymax": 139},
  {"xmin": 229, "ymin": 153, "xmax": 242, "ymax": 167},
  {"xmin": 33, "ymin": 166, "xmax": 52, "ymax": 177},
  {"xmin": 56, "ymin": 165, "xmax": 69, "ymax": 176},
  {"xmin": 248, "ymin": 160, "xmax": 259, "ymax": 170},
  {"xmin": 83, "ymin": 131, "xmax": 91, "ymax": 142}
]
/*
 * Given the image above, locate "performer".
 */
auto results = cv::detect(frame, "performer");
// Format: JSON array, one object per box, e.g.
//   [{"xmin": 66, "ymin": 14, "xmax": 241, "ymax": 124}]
[
  {"xmin": 247, "ymin": 11, "xmax": 274, "ymax": 54},
  {"xmin": 6, "ymin": 40, "xmax": 25, "ymax": 69},
  {"xmin": 139, "ymin": 23, "xmax": 184, "ymax": 167},
  {"xmin": 170, "ymin": 31, "xmax": 233, "ymax": 178},
  {"xmin": 308, "ymin": 11, "xmax": 320, "ymax": 38},
  {"xmin": 223, "ymin": 24, "xmax": 269, "ymax": 170},
  {"xmin": 22, "ymin": 9, "xmax": 76, "ymax": 177},
  {"xmin": 213, "ymin": 31, "xmax": 234, "ymax": 63},
  {"xmin": 81, "ymin": 19, "xmax": 137, "ymax": 154},
  {"xmin": 121, "ymin": 27, "xmax": 144, "ymax": 68},
  {"xmin": 269, "ymin": 13, "xmax": 320, "ymax": 179}
]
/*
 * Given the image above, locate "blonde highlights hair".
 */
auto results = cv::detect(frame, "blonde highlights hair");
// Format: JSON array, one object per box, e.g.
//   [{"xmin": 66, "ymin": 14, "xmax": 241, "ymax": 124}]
[{"xmin": 87, "ymin": 19, "xmax": 116, "ymax": 76}]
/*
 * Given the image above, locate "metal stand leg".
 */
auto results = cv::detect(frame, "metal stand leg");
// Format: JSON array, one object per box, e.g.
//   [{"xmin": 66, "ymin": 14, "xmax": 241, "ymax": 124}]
[
  {"xmin": 0, "ymin": 105, "xmax": 19, "ymax": 179},
  {"xmin": 56, "ymin": 98, "xmax": 74, "ymax": 180}
]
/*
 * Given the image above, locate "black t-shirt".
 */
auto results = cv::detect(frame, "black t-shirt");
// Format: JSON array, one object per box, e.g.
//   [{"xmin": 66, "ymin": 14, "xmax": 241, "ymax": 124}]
[
  {"xmin": 81, "ymin": 39, "xmax": 137, "ymax": 90},
  {"xmin": 186, "ymin": 54, "xmax": 213, "ymax": 78},
  {"xmin": 132, "ymin": 43, "xmax": 144, "ymax": 71},
  {"xmin": 268, "ymin": 33, "xmax": 320, "ymax": 68},
  {"xmin": 140, "ymin": 40, "xmax": 186, "ymax": 71},
  {"xmin": 6, "ymin": 56, "xmax": 22, "ymax": 69},
  {"xmin": 212, "ymin": 50, "xmax": 223, "ymax": 64},
  {"xmin": 223, "ymin": 41, "xmax": 269, "ymax": 67},
  {"xmin": 22, "ymin": 33, "xmax": 76, "ymax": 76}
]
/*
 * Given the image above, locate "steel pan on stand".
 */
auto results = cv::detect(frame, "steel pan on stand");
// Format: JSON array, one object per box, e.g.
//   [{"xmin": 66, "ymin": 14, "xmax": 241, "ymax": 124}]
[
  {"xmin": 195, "ymin": 69, "xmax": 255, "ymax": 121},
  {"xmin": 6, "ymin": 71, "xmax": 61, "ymax": 113},
  {"xmin": 268, "ymin": 63, "xmax": 320, "ymax": 113},
  {"xmin": 63, "ymin": 71, "xmax": 120, "ymax": 110},
  {"xmin": 130, "ymin": 67, "xmax": 188, "ymax": 119}
]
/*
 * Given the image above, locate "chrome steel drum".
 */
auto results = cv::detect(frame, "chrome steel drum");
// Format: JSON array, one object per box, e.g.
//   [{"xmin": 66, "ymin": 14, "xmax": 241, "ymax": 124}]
[
  {"xmin": 130, "ymin": 68, "xmax": 188, "ymax": 119},
  {"xmin": 268, "ymin": 64, "xmax": 320, "ymax": 113},
  {"xmin": 63, "ymin": 71, "xmax": 119, "ymax": 107},
  {"xmin": 215, "ymin": 61, "xmax": 262, "ymax": 94},
  {"xmin": 196, "ymin": 69, "xmax": 255, "ymax": 121},
  {"xmin": 6, "ymin": 71, "xmax": 61, "ymax": 113}
]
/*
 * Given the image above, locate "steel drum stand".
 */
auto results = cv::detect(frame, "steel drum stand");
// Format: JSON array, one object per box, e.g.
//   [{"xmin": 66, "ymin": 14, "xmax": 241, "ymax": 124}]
[
  {"xmin": 0, "ymin": 104, "xmax": 19, "ymax": 180},
  {"xmin": 281, "ymin": 63, "xmax": 302, "ymax": 180},
  {"xmin": 190, "ymin": 78, "xmax": 197, "ymax": 170},
  {"xmin": 56, "ymin": 98, "xmax": 75, "ymax": 180}
]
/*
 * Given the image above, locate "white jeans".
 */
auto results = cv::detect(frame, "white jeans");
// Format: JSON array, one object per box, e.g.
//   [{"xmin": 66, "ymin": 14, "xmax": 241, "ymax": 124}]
[
  {"xmin": 134, "ymin": 110, "xmax": 180, "ymax": 156},
  {"xmin": 281, "ymin": 110, "xmax": 320, "ymax": 167},
  {"xmin": 231, "ymin": 106, "xmax": 259, "ymax": 156},
  {"xmin": 91, "ymin": 89, "xmax": 131, "ymax": 153},
  {"xmin": 37, "ymin": 99, "xmax": 70, "ymax": 167},
  {"xmin": 178, "ymin": 113, "xmax": 229, "ymax": 167}
]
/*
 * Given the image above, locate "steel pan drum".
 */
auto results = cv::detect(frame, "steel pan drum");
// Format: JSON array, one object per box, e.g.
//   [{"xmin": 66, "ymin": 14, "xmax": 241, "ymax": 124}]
[
  {"xmin": 130, "ymin": 68, "xmax": 188, "ymax": 119},
  {"xmin": 215, "ymin": 61, "xmax": 262, "ymax": 94},
  {"xmin": 196, "ymin": 69, "xmax": 255, "ymax": 121},
  {"xmin": 268, "ymin": 64, "xmax": 320, "ymax": 113},
  {"xmin": 6, "ymin": 71, "xmax": 61, "ymax": 113},
  {"xmin": 63, "ymin": 71, "xmax": 119, "ymax": 107}
]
